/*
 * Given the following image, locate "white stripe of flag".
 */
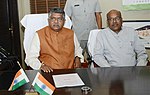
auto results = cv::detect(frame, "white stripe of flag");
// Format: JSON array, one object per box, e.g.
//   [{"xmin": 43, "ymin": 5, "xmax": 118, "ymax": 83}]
[
  {"xmin": 9, "ymin": 68, "xmax": 29, "ymax": 91},
  {"xmin": 32, "ymin": 72, "xmax": 55, "ymax": 95}
]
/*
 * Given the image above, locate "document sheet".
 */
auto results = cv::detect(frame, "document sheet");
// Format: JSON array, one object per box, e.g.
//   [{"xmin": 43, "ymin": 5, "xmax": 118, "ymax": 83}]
[{"xmin": 52, "ymin": 73, "xmax": 85, "ymax": 88}]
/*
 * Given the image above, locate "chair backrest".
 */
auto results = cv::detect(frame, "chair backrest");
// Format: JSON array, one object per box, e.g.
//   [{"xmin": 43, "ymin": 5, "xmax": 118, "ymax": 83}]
[
  {"xmin": 20, "ymin": 13, "xmax": 72, "ymax": 55},
  {"xmin": 87, "ymin": 29, "xmax": 101, "ymax": 67}
]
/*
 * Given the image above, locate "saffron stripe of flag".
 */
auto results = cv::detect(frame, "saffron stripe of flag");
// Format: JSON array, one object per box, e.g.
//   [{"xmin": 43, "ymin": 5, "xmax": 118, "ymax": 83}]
[
  {"xmin": 32, "ymin": 72, "xmax": 55, "ymax": 95},
  {"xmin": 9, "ymin": 68, "xmax": 29, "ymax": 91}
]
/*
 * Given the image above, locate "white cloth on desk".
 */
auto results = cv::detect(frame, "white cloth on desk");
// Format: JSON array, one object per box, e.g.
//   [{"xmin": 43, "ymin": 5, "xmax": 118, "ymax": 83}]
[{"xmin": 20, "ymin": 13, "xmax": 72, "ymax": 54}]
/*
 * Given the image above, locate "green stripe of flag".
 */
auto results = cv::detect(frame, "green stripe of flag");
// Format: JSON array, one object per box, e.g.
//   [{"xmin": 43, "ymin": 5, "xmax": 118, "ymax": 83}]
[
  {"xmin": 12, "ymin": 79, "xmax": 27, "ymax": 91},
  {"xmin": 34, "ymin": 83, "xmax": 49, "ymax": 95}
]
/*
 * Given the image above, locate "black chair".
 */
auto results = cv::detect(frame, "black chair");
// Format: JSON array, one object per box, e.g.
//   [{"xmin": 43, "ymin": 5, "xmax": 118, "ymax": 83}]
[{"xmin": 0, "ymin": 46, "xmax": 20, "ymax": 71}]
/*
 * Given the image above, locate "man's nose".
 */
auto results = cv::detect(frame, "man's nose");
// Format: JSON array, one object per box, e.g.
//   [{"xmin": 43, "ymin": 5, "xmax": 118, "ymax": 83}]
[{"xmin": 113, "ymin": 19, "xmax": 117, "ymax": 23}]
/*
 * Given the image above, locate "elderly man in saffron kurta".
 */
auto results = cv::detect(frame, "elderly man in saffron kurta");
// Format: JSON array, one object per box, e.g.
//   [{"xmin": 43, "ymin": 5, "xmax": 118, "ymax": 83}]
[{"xmin": 25, "ymin": 7, "xmax": 84, "ymax": 73}]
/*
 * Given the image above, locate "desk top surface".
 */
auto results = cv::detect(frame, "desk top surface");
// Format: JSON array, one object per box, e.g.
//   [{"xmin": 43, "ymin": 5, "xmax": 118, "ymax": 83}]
[{"xmin": 0, "ymin": 66, "xmax": 150, "ymax": 95}]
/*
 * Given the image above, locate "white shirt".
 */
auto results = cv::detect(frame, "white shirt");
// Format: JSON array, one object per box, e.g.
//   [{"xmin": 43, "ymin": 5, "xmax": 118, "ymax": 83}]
[
  {"xmin": 25, "ymin": 32, "xmax": 84, "ymax": 70},
  {"xmin": 93, "ymin": 26, "xmax": 148, "ymax": 67},
  {"xmin": 64, "ymin": 0, "xmax": 101, "ymax": 41}
]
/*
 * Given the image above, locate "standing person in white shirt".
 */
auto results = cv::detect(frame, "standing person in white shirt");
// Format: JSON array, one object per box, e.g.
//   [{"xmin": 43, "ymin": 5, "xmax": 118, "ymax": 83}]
[
  {"xmin": 93, "ymin": 9, "xmax": 148, "ymax": 67},
  {"xmin": 64, "ymin": 0, "xmax": 102, "ymax": 52}
]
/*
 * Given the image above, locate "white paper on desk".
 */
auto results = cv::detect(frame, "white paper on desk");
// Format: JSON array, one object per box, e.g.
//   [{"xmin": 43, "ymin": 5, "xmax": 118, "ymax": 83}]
[{"xmin": 52, "ymin": 73, "xmax": 85, "ymax": 88}]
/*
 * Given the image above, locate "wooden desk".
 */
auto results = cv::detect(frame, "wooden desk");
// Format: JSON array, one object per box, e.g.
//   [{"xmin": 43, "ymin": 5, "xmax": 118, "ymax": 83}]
[{"xmin": 0, "ymin": 67, "xmax": 150, "ymax": 95}]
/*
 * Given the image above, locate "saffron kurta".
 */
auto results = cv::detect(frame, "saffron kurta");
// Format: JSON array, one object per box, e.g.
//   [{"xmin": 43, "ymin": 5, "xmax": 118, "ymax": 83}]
[{"xmin": 25, "ymin": 26, "xmax": 83, "ymax": 69}]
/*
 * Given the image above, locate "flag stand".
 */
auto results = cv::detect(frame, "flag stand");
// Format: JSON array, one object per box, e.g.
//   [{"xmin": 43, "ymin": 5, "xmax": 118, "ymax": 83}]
[{"xmin": 25, "ymin": 85, "xmax": 39, "ymax": 95}]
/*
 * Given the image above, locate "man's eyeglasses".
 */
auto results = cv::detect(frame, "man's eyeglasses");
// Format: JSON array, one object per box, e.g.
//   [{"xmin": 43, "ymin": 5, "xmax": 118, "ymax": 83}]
[
  {"xmin": 49, "ymin": 17, "xmax": 64, "ymax": 22},
  {"xmin": 108, "ymin": 17, "xmax": 122, "ymax": 22}
]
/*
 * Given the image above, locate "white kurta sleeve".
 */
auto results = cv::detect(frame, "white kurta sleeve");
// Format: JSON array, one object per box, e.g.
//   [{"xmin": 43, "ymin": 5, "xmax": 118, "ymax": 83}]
[
  {"xmin": 74, "ymin": 33, "xmax": 84, "ymax": 63},
  {"xmin": 25, "ymin": 33, "xmax": 42, "ymax": 70},
  {"xmin": 93, "ymin": 32, "xmax": 111, "ymax": 67}
]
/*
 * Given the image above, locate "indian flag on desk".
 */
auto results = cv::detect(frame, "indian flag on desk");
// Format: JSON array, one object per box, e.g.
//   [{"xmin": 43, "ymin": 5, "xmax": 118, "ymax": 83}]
[
  {"xmin": 9, "ymin": 68, "xmax": 29, "ymax": 91},
  {"xmin": 32, "ymin": 72, "xmax": 55, "ymax": 95}
]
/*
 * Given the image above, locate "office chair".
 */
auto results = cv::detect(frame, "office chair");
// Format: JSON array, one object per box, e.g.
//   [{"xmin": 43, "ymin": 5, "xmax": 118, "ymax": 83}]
[{"xmin": 87, "ymin": 29, "xmax": 101, "ymax": 67}]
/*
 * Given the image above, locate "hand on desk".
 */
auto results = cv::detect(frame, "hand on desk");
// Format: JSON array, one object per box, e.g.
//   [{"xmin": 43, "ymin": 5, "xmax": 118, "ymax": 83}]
[
  {"xmin": 40, "ymin": 63, "xmax": 53, "ymax": 73},
  {"xmin": 74, "ymin": 57, "xmax": 81, "ymax": 68},
  {"xmin": 40, "ymin": 57, "xmax": 81, "ymax": 72}
]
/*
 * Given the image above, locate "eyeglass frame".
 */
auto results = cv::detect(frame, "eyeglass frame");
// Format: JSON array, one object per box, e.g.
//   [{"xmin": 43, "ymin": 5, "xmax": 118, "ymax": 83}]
[{"xmin": 107, "ymin": 17, "xmax": 122, "ymax": 22}]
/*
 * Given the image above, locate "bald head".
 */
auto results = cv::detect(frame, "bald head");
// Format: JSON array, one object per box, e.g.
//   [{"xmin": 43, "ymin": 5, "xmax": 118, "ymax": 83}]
[
  {"xmin": 107, "ymin": 9, "xmax": 123, "ymax": 33},
  {"xmin": 107, "ymin": 10, "xmax": 122, "ymax": 19}
]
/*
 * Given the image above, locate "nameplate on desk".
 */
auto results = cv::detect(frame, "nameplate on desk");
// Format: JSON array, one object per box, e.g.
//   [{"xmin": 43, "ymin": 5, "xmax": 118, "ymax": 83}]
[{"xmin": 52, "ymin": 73, "xmax": 85, "ymax": 88}]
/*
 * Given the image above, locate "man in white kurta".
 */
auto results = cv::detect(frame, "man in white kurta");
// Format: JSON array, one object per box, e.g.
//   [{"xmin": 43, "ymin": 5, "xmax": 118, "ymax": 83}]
[{"xmin": 93, "ymin": 10, "xmax": 148, "ymax": 67}]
